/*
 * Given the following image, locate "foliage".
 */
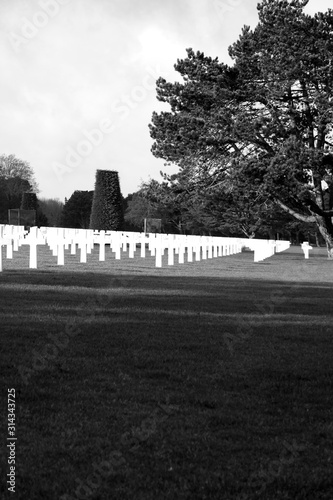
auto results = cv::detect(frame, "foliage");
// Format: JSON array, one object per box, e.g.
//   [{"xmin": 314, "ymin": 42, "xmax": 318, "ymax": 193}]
[
  {"xmin": 138, "ymin": 179, "xmax": 185, "ymax": 233},
  {"xmin": 36, "ymin": 210, "xmax": 49, "ymax": 227},
  {"xmin": 0, "ymin": 154, "xmax": 38, "ymax": 193},
  {"xmin": 89, "ymin": 170, "xmax": 124, "ymax": 230},
  {"xmin": 125, "ymin": 185, "xmax": 186, "ymax": 234},
  {"xmin": 0, "ymin": 154, "xmax": 39, "ymax": 223},
  {"xmin": 149, "ymin": 0, "xmax": 333, "ymax": 254},
  {"xmin": 19, "ymin": 191, "xmax": 48, "ymax": 226},
  {"xmin": 140, "ymin": 171, "xmax": 294, "ymax": 237},
  {"xmin": 38, "ymin": 198, "xmax": 64, "ymax": 227},
  {"xmin": 60, "ymin": 190, "xmax": 94, "ymax": 229},
  {"xmin": 21, "ymin": 192, "xmax": 38, "ymax": 211},
  {"xmin": 124, "ymin": 192, "xmax": 152, "ymax": 231},
  {"xmin": 0, "ymin": 177, "xmax": 32, "ymax": 223}
]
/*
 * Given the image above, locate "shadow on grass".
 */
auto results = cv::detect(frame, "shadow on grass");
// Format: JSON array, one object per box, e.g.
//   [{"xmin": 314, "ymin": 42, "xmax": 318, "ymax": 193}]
[{"xmin": 1, "ymin": 269, "xmax": 333, "ymax": 499}]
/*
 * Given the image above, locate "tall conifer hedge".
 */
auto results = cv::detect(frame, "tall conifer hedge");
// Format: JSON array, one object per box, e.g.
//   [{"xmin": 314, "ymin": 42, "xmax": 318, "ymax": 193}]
[
  {"xmin": 89, "ymin": 170, "xmax": 124, "ymax": 230},
  {"xmin": 20, "ymin": 192, "xmax": 38, "ymax": 210}
]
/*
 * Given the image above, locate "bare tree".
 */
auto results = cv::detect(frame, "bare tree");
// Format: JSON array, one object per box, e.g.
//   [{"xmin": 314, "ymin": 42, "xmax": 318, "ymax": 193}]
[{"xmin": 0, "ymin": 154, "xmax": 38, "ymax": 193}]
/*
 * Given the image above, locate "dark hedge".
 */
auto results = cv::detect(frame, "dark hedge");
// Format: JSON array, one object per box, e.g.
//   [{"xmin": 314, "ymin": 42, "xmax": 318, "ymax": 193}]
[
  {"xmin": 89, "ymin": 170, "xmax": 124, "ymax": 230},
  {"xmin": 21, "ymin": 192, "xmax": 38, "ymax": 211}
]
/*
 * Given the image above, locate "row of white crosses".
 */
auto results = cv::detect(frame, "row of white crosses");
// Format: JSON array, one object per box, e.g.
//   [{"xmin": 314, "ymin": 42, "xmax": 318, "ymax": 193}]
[
  {"xmin": 249, "ymin": 239, "xmax": 291, "ymax": 262},
  {"xmin": 0, "ymin": 225, "xmax": 28, "ymax": 271},
  {"xmin": 0, "ymin": 225, "xmax": 291, "ymax": 272}
]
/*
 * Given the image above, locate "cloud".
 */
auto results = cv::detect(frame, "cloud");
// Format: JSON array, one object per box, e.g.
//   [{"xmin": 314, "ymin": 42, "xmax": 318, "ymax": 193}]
[{"xmin": 1, "ymin": 0, "xmax": 330, "ymax": 201}]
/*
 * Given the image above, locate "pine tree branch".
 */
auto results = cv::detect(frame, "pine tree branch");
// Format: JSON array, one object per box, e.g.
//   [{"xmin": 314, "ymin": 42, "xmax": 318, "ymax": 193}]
[{"xmin": 275, "ymin": 199, "xmax": 316, "ymax": 223}]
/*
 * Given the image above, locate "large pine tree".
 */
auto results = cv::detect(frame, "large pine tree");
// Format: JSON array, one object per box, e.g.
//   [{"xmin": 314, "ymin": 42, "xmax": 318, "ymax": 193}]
[{"xmin": 149, "ymin": 0, "xmax": 333, "ymax": 256}]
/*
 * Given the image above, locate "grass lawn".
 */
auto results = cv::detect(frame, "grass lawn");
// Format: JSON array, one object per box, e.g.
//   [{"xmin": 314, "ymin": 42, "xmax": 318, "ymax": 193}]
[{"xmin": 1, "ymin": 243, "xmax": 333, "ymax": 499}]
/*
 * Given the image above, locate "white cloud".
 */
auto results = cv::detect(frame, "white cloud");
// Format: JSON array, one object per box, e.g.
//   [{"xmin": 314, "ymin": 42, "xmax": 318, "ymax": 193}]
[{"xmin": 1, "ymin": 0, "xmax": 330, "ymax": 201}]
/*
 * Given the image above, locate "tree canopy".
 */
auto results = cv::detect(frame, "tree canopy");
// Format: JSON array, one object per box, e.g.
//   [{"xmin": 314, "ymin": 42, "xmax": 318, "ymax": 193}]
[
  {"xmin": 60, "ymin": 191, "xmax": 94, "ymax": 229},
  {"xmin": 124, "ymin": 192, "xmax": 153, "ymax": 232},
  {"xmin": 0, "ymin": 154, "xmax": 39, "ymax": 223},
  {"xmin": 149, "ymin": 0, "xmax": 333, "ymax": 254},
  {"xmin": 38, "ymin": 198, "xmax": 64, "ymax": 227},
  {"xmin": 0, "ymin": 154, "xmax": 38, "ymax": 193}
]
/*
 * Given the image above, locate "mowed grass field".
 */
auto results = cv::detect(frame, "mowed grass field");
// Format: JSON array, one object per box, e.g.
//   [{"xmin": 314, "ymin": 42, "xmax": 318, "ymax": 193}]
[{"xmin": 1, "ymin": 243, "xmax": 333, "ymax": 499}]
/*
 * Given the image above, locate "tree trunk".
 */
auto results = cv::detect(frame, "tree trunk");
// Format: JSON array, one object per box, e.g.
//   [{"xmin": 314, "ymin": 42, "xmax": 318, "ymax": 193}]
[
  {"xmin": 266, "ymin": 200, "xmax": 333, "ymax": 256},
  {"xmin": 315, "ymin": 232, "xmax": 320, "ymax": 248},
  {"xmin": 316, "ymin": 216, "xmax": 333, "ymax": 258}
]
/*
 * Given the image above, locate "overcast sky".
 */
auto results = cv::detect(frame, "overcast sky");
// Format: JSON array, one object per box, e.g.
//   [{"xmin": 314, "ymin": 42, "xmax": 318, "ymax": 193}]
[{"xmin": 0, "ymin": 0, "xmax": 331, "ymax": 202}]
